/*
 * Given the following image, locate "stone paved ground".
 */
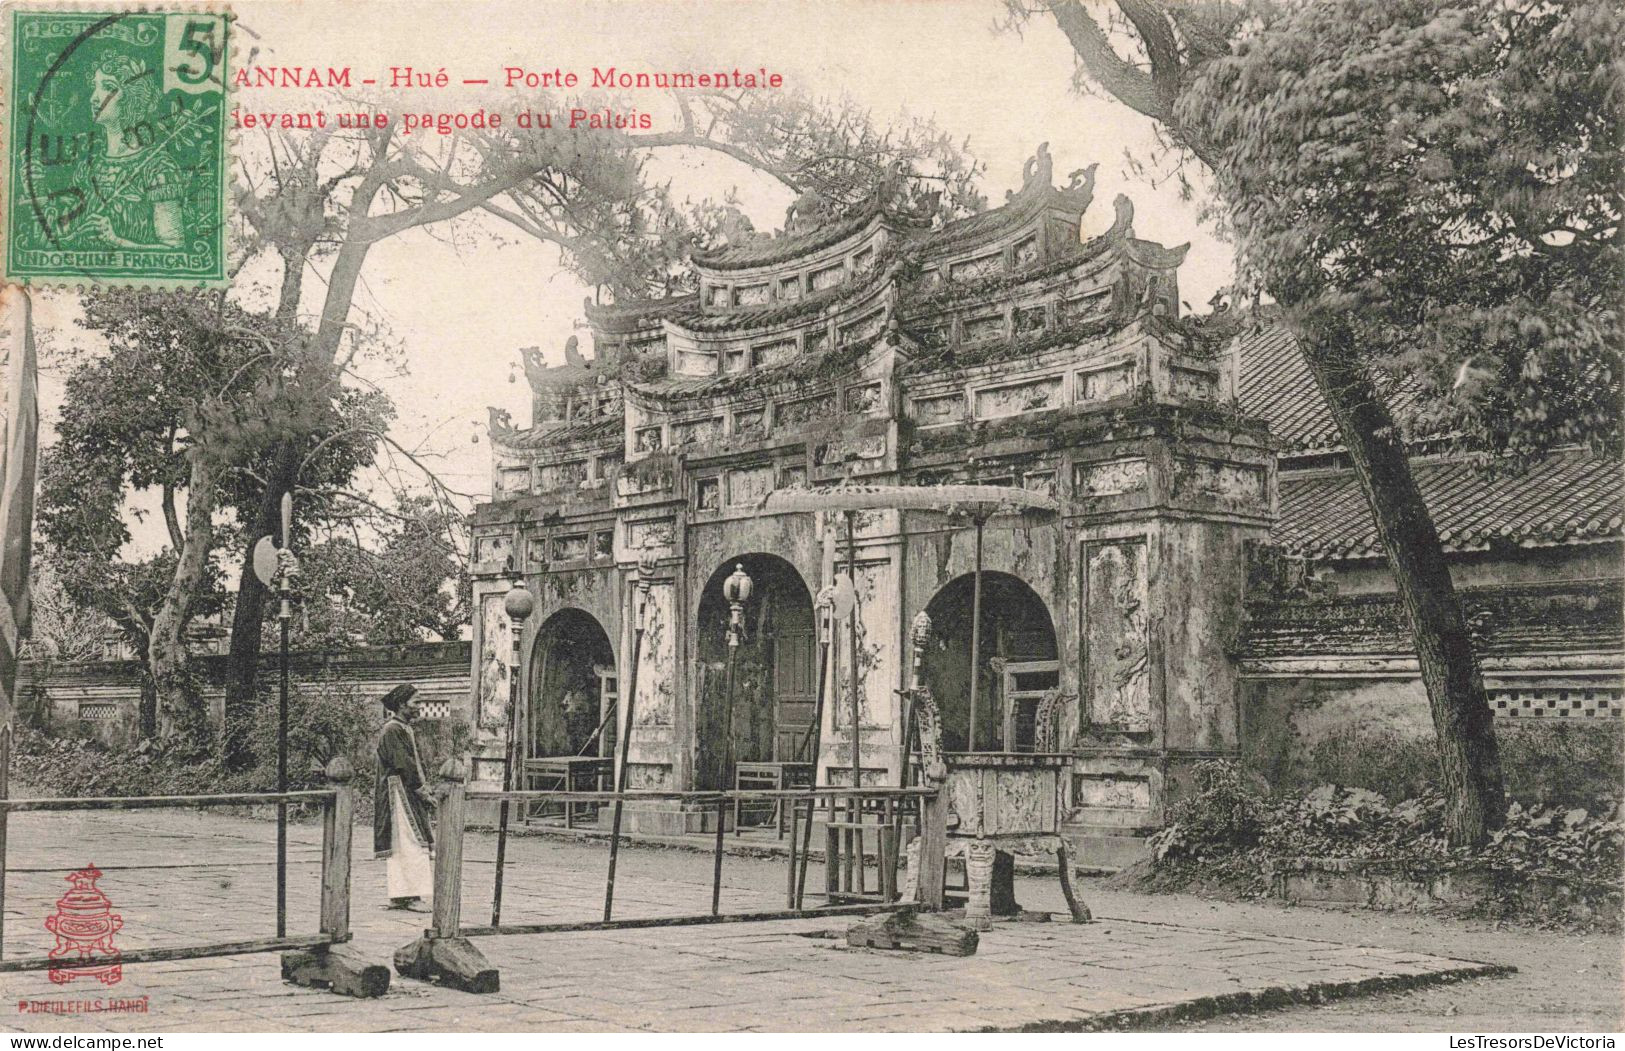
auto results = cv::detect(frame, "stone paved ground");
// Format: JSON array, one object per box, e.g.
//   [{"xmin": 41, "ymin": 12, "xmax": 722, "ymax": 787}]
[{"xmin": 0, "ymin": 808, "xmax": 1516, "ymax": 1032}]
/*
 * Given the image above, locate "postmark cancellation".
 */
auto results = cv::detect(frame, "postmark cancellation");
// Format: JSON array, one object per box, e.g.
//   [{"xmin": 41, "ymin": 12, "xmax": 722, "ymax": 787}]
[{"xmin": 3, "ymin": 5, "xmax": 231, "ymax": 287}]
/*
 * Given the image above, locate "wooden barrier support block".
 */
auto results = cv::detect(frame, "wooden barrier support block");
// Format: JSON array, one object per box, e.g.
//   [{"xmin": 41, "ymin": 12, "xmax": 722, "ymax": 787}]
[
  {"xmin": 281, "ymin": 946, "xmax": 391, "ymax": 998},
  {"xmin": 846, "ymin": 908, "xmax": 978, "ymax": 956},
  {"xmin": 393, "ymin": 933, "xmax": 499, "ymax": 993}
]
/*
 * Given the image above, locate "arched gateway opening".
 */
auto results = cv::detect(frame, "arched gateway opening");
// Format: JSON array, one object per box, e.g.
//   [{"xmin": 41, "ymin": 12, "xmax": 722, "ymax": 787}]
[
  {"xmin": 922, "ymin": 572, "xmax": 1058, "ymax": 753},
  {"xmin": 528, "ymin": 608, "xmax": 617, "ymax": 761},
  {"xmin": 694, "ymin": 554, "xmax": 817, "ymax": 791}
]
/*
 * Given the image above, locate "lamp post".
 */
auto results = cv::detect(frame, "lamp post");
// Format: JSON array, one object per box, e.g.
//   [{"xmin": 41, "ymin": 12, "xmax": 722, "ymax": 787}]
[
  {"xmin": 604, "ymin": 540, "xmax": 659, "ymax": 921},
  {"xmin": 721, "ymin": 563, "xmax": 753, "ymax": 788},
  {"xmin": 490, "ymin": 561, "xmax": 534, "ymax": 927},
  {"xmin": 274, "ymin": 491, "xmax": 297, "ymax": 939}
]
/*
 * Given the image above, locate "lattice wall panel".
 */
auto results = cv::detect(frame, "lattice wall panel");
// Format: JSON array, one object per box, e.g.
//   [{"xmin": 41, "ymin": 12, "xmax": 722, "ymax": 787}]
[
  {"xmin": 416, "ymin": 699, "xmax": 452, "ymax": 721},
  {"xmin": 78, "ymin": 701, "xmax": 117, "ymax": 721},
  {"xmin": 1489, "ymin": 686, "xmax": 1621, "ymax": 720}
]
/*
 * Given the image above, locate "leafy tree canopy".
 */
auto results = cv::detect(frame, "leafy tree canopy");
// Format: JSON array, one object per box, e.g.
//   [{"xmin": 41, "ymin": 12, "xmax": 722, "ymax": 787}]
[{"xmin": 1178, "ymin": 0, "xmax": 1622, "ymax": 460}]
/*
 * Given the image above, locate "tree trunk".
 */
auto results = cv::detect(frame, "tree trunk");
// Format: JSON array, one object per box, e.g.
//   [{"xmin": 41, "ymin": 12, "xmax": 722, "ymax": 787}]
[
  {"xmin": 149, "ymin": 457, "xmax": 219, "ymax": 744},
  {"xmin": 1290, "ymin": 311, "xmax": 1505, "ymax": 848},
  {"xmin": 223, "ymin": 231, "xmax": 378, "ymax": 763},
  {"xmin": 222, "ymin": 443, "xmax": 298, "ymax": 769},
  {"xmin": 137, "ymin": 672, "xmax": 157, "ymax": 742}
]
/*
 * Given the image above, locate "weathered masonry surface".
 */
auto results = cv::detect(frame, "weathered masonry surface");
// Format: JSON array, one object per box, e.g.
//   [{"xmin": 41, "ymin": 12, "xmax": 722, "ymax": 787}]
[{"xmin": 469, "ymin": 146, "xmax": 1277, "ymax": 858}]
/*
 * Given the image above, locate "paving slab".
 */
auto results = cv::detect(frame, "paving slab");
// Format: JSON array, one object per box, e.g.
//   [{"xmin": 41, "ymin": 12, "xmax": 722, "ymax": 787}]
[{"xmin": 0, "ymin": 808, "xmax": 1510, "ymax": 1032}]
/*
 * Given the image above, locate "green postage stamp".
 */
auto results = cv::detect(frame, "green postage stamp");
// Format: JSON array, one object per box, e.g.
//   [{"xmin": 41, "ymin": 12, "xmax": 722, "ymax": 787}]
[{"xmin": 4, "ymin": 7, "xmax": 231, "ymax": 287}]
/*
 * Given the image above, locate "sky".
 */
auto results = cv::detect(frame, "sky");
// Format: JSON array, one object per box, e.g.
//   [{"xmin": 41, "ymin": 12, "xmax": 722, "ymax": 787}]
[{"xmin": 24, "ymin": 0, "xmax": 1232, "ymax": 559}]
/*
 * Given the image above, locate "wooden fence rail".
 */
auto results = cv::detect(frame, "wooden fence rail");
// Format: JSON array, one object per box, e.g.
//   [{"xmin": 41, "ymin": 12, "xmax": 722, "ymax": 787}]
[
  {"xmin": 0, "ymin": 758, "xmax": 389, "ymax": 998},
  {"xmin": 396, "ymin": 759, "xmax": 951, "ymax": 994}
]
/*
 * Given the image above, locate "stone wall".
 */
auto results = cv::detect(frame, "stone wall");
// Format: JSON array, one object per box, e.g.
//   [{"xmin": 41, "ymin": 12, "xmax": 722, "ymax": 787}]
[{"xmin": 16, "ymin": 641, "xmax": 472, "ymax": 748}]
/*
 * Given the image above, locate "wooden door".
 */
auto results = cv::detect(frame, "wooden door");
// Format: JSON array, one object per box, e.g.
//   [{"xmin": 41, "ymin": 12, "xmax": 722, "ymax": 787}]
[{"xmin": 774, "ymin": 629, "xmax": 817, "ymax": 760}]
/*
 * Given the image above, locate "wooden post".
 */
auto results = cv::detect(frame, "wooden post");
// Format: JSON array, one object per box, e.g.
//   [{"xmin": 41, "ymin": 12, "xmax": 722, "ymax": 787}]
[
  {"xmin": 711, "ymin": 799, "xmax": 726, "ymax": 916},
  {"xmin": 917, "ymin": 783, "xmax": 947, "ymax": 910},
  {"xmin": 784, "ymin": 800, "xmax": 799, "ymax": 908},
  {"xmin": 282, "ymin": 757, "xmax": 391, "ymax": 998},
  {"xmin": 432, "ymin": 760, "xmax": 467, "ymax": 939},
  {"xmin": 320, "ymin": 757, "xmax": 355, "ymax": 939},
  {"xmin": 394, "ymin": 758, "xmax": 499, "ymax": 993},
  {"xmin": 0, "ymin": 724, "xmax": 9, "ymax": 958}
]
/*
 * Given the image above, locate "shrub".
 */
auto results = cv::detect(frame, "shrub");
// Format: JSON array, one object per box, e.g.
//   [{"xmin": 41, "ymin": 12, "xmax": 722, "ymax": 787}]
[
  {"xmin": 1142, "ymin": 759, "xmax": 1623, "ymax": 928},
  {"xmin": 1289, "ymin": 720, "xmax": 1623, "ymax": 811}
]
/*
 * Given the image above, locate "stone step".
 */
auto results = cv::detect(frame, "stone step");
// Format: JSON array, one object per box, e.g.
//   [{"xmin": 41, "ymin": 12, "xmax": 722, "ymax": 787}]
[{"xmin": 1062, "ymin": 825, "xmax": 1152, "ymax": 873}]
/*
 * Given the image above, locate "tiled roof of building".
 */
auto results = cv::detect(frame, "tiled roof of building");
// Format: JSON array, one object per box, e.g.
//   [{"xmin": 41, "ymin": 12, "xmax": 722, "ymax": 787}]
[
  {"xmin": 1241, "ymin": 581, "xmax": 1623, "ymax": 659},
  {"xmin": 691, "ymin": 200, "xmax": 888, "ymax": 271},
  {"xmin": 1277, "ymin": 451, "xmax": 1623, "ymax": 559},
  {"xmin": 494, "ymin": 413, "xmax": 622, "ymax": 451},
  {"xmin": 1235, "ymin": 316, "xmax": 1421, "ymax": 453}
]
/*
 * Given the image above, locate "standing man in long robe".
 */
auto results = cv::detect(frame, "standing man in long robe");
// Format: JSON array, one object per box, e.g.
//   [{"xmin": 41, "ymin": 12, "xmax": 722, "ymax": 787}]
[{"xmin": 374, "ymin": 684, "xmax": 434, "ymax": 909}]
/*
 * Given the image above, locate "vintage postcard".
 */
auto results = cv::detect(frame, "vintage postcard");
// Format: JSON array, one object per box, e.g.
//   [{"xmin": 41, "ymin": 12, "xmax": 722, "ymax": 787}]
[{"xmin": 0, "ymin": 0, "xmax": 1618, "ymax": 1040}]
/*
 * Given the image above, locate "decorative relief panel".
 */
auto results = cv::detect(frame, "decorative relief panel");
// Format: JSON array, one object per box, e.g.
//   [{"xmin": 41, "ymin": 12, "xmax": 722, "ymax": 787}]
[
  {"xmin": 912, "ymin": 393, "xmax": 964, "ymax": 427},
  {"xmin": 840, "ymin": 309, "xmax": 884, "ymax": 345},
  {"xmin": 593, "ymin": 531, "xmax": 614, "ymax": 559},
  {"xmin": 814, "ymin": 435, "xmax": 888, "ymax": 470},
  {"xmin": 537, "ymin": 459, "xmax": 588, "ymax": 490},
  {"xmin": 552, "ymin": 533, "xmax": 589, "ymax": 561},
  {"xmin": 695, "ymin": 476, "xmax": 721, "ymax": 512},
  {"xmin": 1172, "ymin": 366, "xmax": 1219, "ymax": 401},
  {"xmin": 853, "ymin": 246, "xmax": 875, "ymax": 274},
  {"xmin": 672, "ymin": 416, "xmax": 722, "ymax": 447},
  {"xmin": 778, "ymin": 464, "xmax": 807, "ymax": 489},
  {"xmin": 1014, "ymin": 304, "xmax": 1047, "ymax": 336},
  {"xmin": 778, "ymin": 276, "xmax": 802, "ymax": 301},
  {"xmin": 1060, "ymin": 290, "xmax": 1111, "ymax": 323},
  {"xmin": 1013, "ymin": 235, "xmax": 1040, "ymax": 267},
  {"xmin": 476, "ymin": 593, "xmax": 511, "ymax": 732},
  {"xmin": 917, "ymin": 322, "xmax": 949, "ymax": 348},
  {"xmin": 498, "ymin": 467, "xmax": 530, "ymax": 493},
  {"xmin": 1173, "ymin": 458, "xmax": 1266, "ymax": 504},
  {"xmin": 1023, "ymin": 471, "xmax": 1057, "ymax": 498},
  {"xmin": 777, "ymin": 394, "xmax": 836, "ymax": 427},
  {"xmin": 752, "ymin": 337, "xmax": 798, "ymax": 369},
  {"xmin": 526, "ymin": 537, "xmax": 547, "ymax": 567},
  {"xmin": 676, "ymin": 349, "xmax": 716, "ymax": 376},
  {"xmin": 962, "ymin": 313, "xmax": 1006, "ymax": 344},
  {"xmin": 1073, "ymin": 773, "xmax": 1152, "ymax": 810},
  {"xmin": 733, "ymin": 407, "xmax": 765, "ymax": 439},
  {"xmin": 634, "ymin": 426, "xmax": 664, "ymax": 453},
  {"xmin": 810, "ymin": 263, "xmax": 845, "ymax": 291},
  {"xmin": 975, "ymin": 376, "xmax": 1062, "ymax": 419},
  {"xmin": 734, "ymin": 283, "xmax": 770, "ymax": 307},
  {"xmin": 727, "ymin": 464, "xmax": 775, "ymax": 507},
  {"xmin": 804, "ymin": 327, "xmax": 830, "ymax": 354},
  {"xmin": 475, "ymin": 534, "xmax": 510, "ymax": 564},
  {"xmin": 844, "ymin": 383, "xmax": 882, "ymax": 414},
  {"xmin": 1074, "ymin": 458, "xmax": 1148, "ymax": 498},
  {"xmin": 1083, "ymin": 539, "xmax": 1152, "ymax": 732},
  {"xmin": 1078, "ymin": 362, "xmax": 1135, "ymax": 402},
  {"xmin": 949, "ymin": 253, "xmax": 1002, "ymax": 282},
  {"xmin": 627, "ymin": 519, "xmax": 673, "ymax": 550}
]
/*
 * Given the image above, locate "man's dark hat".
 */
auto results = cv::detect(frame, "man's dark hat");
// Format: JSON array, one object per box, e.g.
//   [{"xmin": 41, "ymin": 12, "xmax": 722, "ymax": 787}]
[{"xmin": 380, "ymin": 684, "xmax": 418, "ymax": 712}]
